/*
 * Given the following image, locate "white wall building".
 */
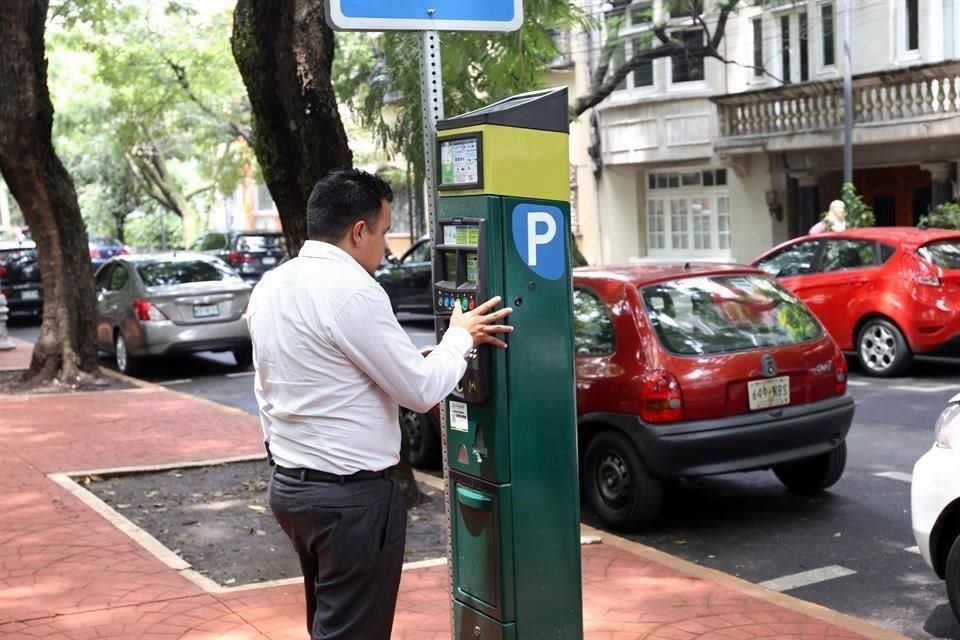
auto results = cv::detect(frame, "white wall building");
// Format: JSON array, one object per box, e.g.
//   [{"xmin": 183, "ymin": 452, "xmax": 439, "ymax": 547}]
[{"xmin": 570, "ymin": 0, "xmax": 960, "ymax": 266}]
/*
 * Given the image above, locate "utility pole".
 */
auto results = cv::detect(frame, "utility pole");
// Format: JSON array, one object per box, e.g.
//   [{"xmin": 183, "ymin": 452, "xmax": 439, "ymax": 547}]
[{"xmin": 842, "ymin": 0, "xmax": 853, "ymax": 184}]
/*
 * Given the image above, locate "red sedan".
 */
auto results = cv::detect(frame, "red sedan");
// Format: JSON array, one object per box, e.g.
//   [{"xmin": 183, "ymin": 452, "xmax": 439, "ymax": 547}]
[
  {"xmin": 753, "ymin": 228, "xmax": 960, "ymax": 376},
  {"xmin": 404, "ymin": 263, "xmax": 854, "ymax": 532}
]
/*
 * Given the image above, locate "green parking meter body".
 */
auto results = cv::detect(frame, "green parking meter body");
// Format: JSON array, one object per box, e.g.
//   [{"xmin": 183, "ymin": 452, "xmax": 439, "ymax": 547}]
[{"xmin": 432, "ymin": 88, "xmax": 583, "ymax": 639}]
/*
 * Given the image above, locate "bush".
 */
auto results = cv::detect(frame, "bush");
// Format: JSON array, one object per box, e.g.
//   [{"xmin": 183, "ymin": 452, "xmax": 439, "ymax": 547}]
[{"xmin": 918, "ymin": 202, "xmax": 960, "ymax": 230}]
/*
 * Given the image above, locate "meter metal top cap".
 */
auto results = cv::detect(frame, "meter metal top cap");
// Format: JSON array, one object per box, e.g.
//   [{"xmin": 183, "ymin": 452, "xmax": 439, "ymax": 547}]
[{"xmin": 437, "ymin": 88, "xmax": 568, "ymax": 134}]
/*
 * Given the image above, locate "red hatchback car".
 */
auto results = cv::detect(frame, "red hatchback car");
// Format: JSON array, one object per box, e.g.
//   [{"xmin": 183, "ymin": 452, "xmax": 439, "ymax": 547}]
[
  {"xmin": 752, "ymin": 228, "xmax": 960, "ymax": 377},
  {"xmin": 404, "ymin": 263, "xmax": 855, "ymax": 532}
]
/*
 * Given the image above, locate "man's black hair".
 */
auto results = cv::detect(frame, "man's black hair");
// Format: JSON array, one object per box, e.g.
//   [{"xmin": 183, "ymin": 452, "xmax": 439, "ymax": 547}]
[{"xmin": 306, "ymin": 169, "xmax": 394, "ymax": 241}]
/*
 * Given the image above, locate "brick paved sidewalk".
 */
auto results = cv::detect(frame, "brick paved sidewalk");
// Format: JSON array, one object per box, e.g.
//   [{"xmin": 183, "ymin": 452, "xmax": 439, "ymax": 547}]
[{"xmin": 0, "ymin": 344, "xmax": 907, "ymax": 639}]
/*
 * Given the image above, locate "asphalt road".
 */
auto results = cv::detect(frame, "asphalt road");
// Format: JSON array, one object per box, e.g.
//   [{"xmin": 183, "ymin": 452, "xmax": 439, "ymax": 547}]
[{"xmin": 6, "ymin": 315, "xmax": 959, "ymax": 639}]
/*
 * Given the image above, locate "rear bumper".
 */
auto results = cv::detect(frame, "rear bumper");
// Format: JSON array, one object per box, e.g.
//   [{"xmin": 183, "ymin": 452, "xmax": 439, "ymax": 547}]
[
  {"xmin": 582, "ymin": 394, "xmax": 855, "ymax": 477},
  {"xmin": 134, "ymin": 317, "xmax": 250, "ymax": 357}
]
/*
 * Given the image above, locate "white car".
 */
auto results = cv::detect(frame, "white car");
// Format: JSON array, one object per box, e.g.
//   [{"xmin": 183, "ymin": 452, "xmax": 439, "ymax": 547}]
[{"xmin": 911, "ymin": 392, "xmax": 960, "ymax": 622}]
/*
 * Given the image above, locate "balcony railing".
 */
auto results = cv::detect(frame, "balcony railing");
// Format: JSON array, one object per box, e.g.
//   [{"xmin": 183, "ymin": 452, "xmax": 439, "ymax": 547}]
[{"xmin": 713, "ymin": 60, "xmax": 960, "ymax": 139}]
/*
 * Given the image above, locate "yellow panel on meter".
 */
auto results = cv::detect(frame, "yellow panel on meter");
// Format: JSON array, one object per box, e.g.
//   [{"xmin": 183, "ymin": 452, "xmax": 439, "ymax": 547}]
[{"xmin": 437, "ymin": 124, "xmax": 568, "ymax": 202}]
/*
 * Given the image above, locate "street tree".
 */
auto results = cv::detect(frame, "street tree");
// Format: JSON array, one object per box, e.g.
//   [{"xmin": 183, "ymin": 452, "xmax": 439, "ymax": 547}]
[
  {"xmin": 0, "ymin": 1, "xmax": 99, "ymax": 386},
  {"xmin": 573, "ymin": 0, "xmax": 746, "ymax": 116},
  {"xmin": 53, "ymin": 3, "xmax": 251, "ymax": 243},
  {"xmin": 231, "ymin": 0, "xmax": 352, "ymax": 257}
]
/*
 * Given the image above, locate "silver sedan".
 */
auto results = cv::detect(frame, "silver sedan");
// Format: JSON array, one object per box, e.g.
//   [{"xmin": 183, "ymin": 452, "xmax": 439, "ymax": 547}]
[{"xmin": 94, "ymin": 252, "xmax": 253, "ymax": 374}]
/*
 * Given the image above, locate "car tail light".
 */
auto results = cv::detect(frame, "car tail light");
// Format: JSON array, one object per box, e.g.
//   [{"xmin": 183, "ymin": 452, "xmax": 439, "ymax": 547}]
[
  {"xmin": 833, "ymin": 350, "xmax": 848, "ymax": 396},
  {"xmin": 906, "ymin": 253, "xmax": 940, "ymax": 287},
  {"xmin": 132, "ymin": 299, "xmax": 167, "ymax": 321},
  {"xmin": 227, "ymin": 251, "xmax": 254, "ymax": 264},
  {"xmin": 0, "ymin": 266, "xmax": 5, "ymax": 277},
  {"xmin": 119, "ymin": 247, "xmax": 130, "ymax": 256},
  {"xmin": 89, "ymin": 247, "xmax": 101, "ymax": 260},
  {"xmin": 640, "ymin": 370, "xmax": 684, "ymax": 423},
  {"xmin": 1, "ymin": 288, "xmax": 9, "ymax": 297}
]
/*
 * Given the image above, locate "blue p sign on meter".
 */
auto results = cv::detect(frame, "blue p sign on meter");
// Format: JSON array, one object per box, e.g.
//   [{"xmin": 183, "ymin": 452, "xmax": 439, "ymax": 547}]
[
  {"xmin": 326, "ymin": 0, "xmax": 523, "ymax": 31},
  {"xmin": 512, "ymin": 203, "xmax": 566, "ymax": 281}
]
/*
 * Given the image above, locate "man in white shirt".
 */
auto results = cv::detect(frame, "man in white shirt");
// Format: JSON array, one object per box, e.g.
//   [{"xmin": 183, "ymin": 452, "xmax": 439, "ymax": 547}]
[
  {"xmin": 809, "ymin": 199, "xmax": 847, "ymax": 234},
  {"xmin": 246, "ymin": 168, "xmax": 512, "ymax": 640}
]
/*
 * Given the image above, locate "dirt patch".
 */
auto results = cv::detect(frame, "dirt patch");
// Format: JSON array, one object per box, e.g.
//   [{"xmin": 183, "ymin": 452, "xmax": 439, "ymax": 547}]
[
  {"xmin": 81, "ymin": 460, "xmax": 449, "ymax": 587},
  {"xmin": 0, "ymin": 369, "xmax": 134, "ymax": 394}
]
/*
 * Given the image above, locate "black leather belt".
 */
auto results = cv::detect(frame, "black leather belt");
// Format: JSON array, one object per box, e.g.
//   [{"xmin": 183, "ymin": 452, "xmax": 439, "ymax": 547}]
[{"xmin": 274, "ymin": 465, "xmax": 388, "ymax": 484}]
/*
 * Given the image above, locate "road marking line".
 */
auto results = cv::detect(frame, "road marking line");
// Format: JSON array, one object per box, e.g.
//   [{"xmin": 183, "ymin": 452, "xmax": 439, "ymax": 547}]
[
  {"xmin": 759, "ymin": 565, "xmax": 857, "ymax": 592},
  {"xmin": 226, "ymin": 371, "xmax": 255, "ymax": 378},
  {"xmin": 846, "ymin": 380, "xmax": 869, "ymax": 387},
  {"xmin": 157, "ymin": 379, "xmax": 192, "ymax": 386},
  {"xmin": 875, "ymin": 471, "xmax": 913, "ymax": 483},
  {"xmin": 890, "ymin": 384, "xmax": 960, "ymax": 393},
  {"xmin": 904, "ymin": 546, "xmax": 921, "ymax": 555}
]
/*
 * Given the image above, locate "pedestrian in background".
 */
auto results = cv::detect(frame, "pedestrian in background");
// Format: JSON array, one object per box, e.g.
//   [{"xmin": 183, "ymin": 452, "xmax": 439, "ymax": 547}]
[
  {"xmin": 246, "ymin": 168, "xmax": 512, "ymax": 640},
  {"xmin": 809, "ymin": 199, "xmax": 847, "ymax": 234}
]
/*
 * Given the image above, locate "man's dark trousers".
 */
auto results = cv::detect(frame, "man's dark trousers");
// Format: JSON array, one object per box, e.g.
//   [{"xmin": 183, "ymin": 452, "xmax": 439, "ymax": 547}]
[{"xmin": 269, "ymin": 470, "xmax": 407, "ymax": 640}]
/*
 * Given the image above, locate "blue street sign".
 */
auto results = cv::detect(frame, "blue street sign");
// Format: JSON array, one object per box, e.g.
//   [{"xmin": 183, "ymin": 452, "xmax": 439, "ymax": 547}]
[
  {"xmin": 512, "ymin": 203, "xmax": 566, "ymax": 281},
  {"xmin": 326, "ymin": 0, "xmax": 523, "ymax": 32}
]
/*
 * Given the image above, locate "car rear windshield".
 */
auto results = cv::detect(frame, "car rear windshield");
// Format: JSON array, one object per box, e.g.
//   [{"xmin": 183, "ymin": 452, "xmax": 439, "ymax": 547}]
[
  {"xmin": 137, "ymin": 261, "xmax": 240, "ymax": 287},
  {"xmin": 918, "ymin": 239, "xmax": 960, "ymax": 270},
  {"xmin": 237, "ymin": 235, "xmax": 284, "ymax": 251},
  {"xmin": 640, "ymin": 274, "xmax": 823, "ymax": 356}
]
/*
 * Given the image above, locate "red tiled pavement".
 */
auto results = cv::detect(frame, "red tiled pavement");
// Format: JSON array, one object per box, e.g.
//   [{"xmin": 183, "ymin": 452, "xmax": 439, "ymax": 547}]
[{"xmin": 0, "ymin": 344, "xmax": 908, "ymax": 639}]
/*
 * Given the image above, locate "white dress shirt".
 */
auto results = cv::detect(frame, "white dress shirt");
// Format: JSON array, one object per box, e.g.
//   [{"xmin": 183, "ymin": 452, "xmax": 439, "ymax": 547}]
[{"xmin": 246, "ymin": 240, "xmax": 472, "ymax": 474}]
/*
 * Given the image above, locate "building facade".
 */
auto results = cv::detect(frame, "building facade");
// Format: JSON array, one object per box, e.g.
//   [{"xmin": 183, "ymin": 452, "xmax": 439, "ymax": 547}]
[{"xmin": 570, "ymin": 0, "xmax": 960, "ymax": 266}]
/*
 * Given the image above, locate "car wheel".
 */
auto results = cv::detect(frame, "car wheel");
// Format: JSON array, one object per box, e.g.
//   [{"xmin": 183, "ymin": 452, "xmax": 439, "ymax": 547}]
[
  {"xmin": 583, "ymin": 430, "xmax": 661, "ymax": 532},
  {"xmin": 401, "ymin": 407, "xmax": 441, "ymax": 469},
  {"xmin": 774, "ymin": 440, "xmax": 846, "ymax": 493},
  {"xmin": 857, "ymin": 318, "xmax": 912, "ymax": 377},
  {"xmin": 232, "ymin": 346, "xmax": 253, "ymax": 367},
  {"xmin": 947, "ymin": 533, "xmax": 960, "ymax": 623},
  {"xmin": 114, "ymin": 331, "xmax": 138, "ymax": 375}
]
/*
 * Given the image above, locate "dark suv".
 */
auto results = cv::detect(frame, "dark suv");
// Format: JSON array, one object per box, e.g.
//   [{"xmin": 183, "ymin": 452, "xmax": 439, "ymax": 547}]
[
  {"xmin": 0, "ymin": 240, "xmax": 43, "ymax": 318},
  {"xmin": 190, "ymin": 230, "xmax": 287, "ymax": 283}
]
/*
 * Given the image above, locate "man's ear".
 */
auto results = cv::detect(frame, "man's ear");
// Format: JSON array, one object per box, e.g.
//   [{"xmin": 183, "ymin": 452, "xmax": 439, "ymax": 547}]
[{"xmin": 349, "ymin": 219, "xmax": 366, "ymax": 246}]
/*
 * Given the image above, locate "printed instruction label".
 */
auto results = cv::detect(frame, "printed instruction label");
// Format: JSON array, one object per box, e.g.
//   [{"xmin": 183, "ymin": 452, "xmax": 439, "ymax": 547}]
[{"xmin": 449, "ymin": 400, "xmax": 469, "ymax": 432}]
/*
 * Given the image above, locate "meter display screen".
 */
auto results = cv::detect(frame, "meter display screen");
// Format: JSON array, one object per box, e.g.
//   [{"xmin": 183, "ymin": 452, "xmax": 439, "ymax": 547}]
[
  {"xmin": 443, "ymin": 224, "xmax": 480, "ymax": 247},
  {"xmin": 438, "ymin": 134, "xmax": 482, "ymax": 189},
  {"xmin": 466, "ymin": 253, "xmax": 479, "ymax": 284}
]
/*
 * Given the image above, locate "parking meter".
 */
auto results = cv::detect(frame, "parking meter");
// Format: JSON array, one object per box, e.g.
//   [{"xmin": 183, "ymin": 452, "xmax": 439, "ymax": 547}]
[{"xmin": 433, "ymin": 88, "xmax": 582, "ymax": 639}]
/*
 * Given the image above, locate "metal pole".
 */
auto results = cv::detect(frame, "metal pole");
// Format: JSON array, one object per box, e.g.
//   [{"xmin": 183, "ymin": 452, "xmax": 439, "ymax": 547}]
[
  {"xmin": 418, "ymin": 27, "xmax": 453, "ymax": 633},
  {"xmin": 419, "ymin": 31, "xmax": 444, "ymax": 235},
  {"xmin": 842, "ymin": 0, "xmax": 853, "ymax": 184},
  {"xmin": 160, "ymin": 210, "xmax": 167, "ymax": 251}
]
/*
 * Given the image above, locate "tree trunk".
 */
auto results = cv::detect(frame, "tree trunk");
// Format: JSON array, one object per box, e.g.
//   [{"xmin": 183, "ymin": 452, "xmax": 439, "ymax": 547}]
[
  {"xmin": 391, "ymin": 412, "xmax": 426, "ymax": 506},
  {"xmin": 232, "ymin": 1, "xmax": 424, "ymax": 503},
  {"xmin": 0, "ymin": 0, "xmax": 99, "ymax": 387},
  {"xmin": 231, "ymin": 0, "xmax": 352, "ymax": 256}
]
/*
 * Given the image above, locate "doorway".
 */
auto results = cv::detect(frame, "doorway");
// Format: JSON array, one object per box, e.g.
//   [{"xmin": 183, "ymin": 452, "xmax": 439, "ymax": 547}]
[{"xmin": 854, "ymin": 165, "xmax": 932, "ymax": 226}]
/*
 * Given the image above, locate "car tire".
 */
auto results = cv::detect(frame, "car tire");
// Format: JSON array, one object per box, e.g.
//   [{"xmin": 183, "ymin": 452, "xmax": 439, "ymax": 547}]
[
  {"xmin": 856, "ymin": 318, "xmax": 912, "ymax": 377},
  {"xmin": 232, "ymin": 346, "xmax": 253, "ymax": 367},
  {"xmin": 947, "ymin": 533, "xmax": 960, "ymax": 623},
  {"xmin": 401, "ymin": 407, "xmax": 441, "ymax": 469},
  {"xmin": 773, "ymin": 440, "xmax": 846, "ymax": 493},
  {"xmin": 583, "ymin": 430, "xmax": 661, "ymax": 532},
  {"xmin": 114, "ymin": 331, "xmax": 139, "ymax": 376}
]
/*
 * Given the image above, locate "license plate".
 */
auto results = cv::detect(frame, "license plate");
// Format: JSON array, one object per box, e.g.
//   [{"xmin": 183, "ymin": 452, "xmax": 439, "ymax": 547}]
[
  {"xmin": 21, "ymin": 290, "xmax": 39, "ymax": 300},
  {"xmin": 193, "ymin": 304, "xmax": 219, "ymax": 318},
  {"xmin": 747, "ymin": 375, "xmax": 790, "ymax": 411},
  {"xmin": 262, "ymin": 256, "xmax": 277, "ymax": 265}
]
